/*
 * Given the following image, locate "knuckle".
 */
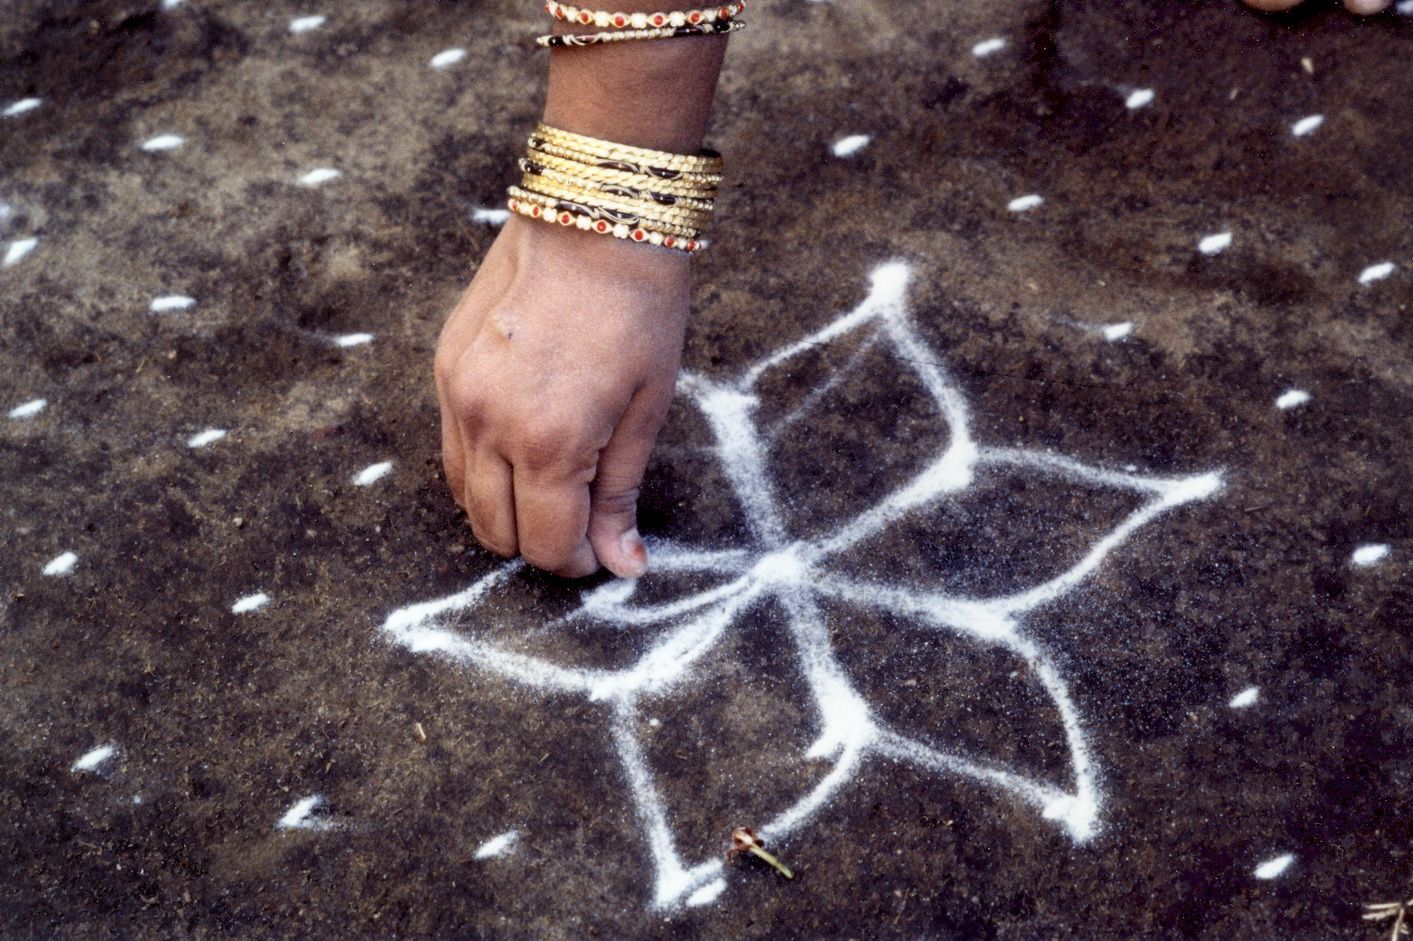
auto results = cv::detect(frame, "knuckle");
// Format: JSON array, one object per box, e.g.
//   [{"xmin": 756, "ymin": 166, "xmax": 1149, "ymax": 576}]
[
  {"xmin": 447, "ymin": 374, "xmax": 490, "ymax": 426},
  {"xmin": 517, "ymin": 422, "xmax": 583, "ymax": 469}
]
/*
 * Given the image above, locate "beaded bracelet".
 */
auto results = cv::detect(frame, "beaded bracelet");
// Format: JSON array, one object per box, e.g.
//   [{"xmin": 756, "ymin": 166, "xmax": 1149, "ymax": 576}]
[
  {"xmin": 520, "ymin": 150, "xmax": 718, "ymax": 199},
  {"xmin": 507, "ymin": 187, "xmax": 702, "ymax": 241},
  {"xmin": 506, "ymin": 190, "xmax": 707, "ymax": 253},
  {"xmin": 536, "ymin": 19, "xmax": 743, "ymax": 48},
  {"xmin": 532, "ymin": 122, "xmax": 723, "ymax": 174},
  {"xmin": 544, "ymin": 0, "xmax": 744, "ymax": 29},
  {"xmin": 515, "ymin": 174, "xmax": 710, "ymax": 231},
  {"xmin": 518, "ymin": 158, "xmax": 716, "ymax": 211}
]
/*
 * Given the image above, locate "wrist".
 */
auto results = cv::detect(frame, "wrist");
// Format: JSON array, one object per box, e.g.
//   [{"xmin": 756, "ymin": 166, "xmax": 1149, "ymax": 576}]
[{"xmin": 506, "ymin": 212, "xmax": 691, "ymax": 277}]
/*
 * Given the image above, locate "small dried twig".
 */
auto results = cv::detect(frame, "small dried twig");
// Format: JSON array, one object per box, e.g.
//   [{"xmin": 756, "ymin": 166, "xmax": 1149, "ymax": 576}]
[
  {"xmin": 729, "ymin": 827, "xmax": 794, "ymax": 880},
  {"xmin": 1364, "ymin": 898, "xmax": 1413, "ymax": 941},
  {"xmin": 413, "ymin": 721, "xmax": 427, "ymax": 742}
]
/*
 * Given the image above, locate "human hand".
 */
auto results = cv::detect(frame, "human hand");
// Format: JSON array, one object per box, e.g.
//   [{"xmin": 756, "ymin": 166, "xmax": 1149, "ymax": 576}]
[{"xmin": 434, "ymin": 214, "xmax": 690, "ymax": 579}]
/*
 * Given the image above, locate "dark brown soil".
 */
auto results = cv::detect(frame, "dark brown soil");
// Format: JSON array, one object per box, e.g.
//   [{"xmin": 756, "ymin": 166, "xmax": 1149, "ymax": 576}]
[{"xmin": 1, "ymin": 0, "xmax": 1409, "ymax": 937}]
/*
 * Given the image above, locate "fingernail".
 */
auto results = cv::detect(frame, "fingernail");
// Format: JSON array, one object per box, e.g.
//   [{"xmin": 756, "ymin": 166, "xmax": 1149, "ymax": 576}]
[{"xmin": 619, "ymin": 529, "xmax": 648, "ymax": 578}]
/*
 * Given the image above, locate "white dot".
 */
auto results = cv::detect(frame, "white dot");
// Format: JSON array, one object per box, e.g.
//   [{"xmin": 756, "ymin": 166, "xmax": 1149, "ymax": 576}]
[
  {"xmin": 150, "ymin": 294, "xmax": 196, "ymax": 313},
  {"xmin": 1357, "ymin": 261, "xmax": 1395, "ymax": 285},
  {"xmin": 353, "ymin": 460, "xmax": 393, "ymax": 486},
  {"xmin": 232, "ymin": 592, "xmax": 270, "ymax": 614},
  {"xmin": 299, "ymin": 168, "xmax": 341, "ymax": 187},
  {"xmin": 430, "ymin": 48, "xmax": 466, "ymax": 69},
  {"xmin": 473, "ymin": 830, "xmax": 519, "ymax": 859},
  {"xmin": 1290, "ymin": 114, "xmax": 1323, "ymax": 137},
  {"xmin": 71, "ymin": 744, "xmax": 117, "ymax": 773},
  {"xmin": 277, "ymin": 794, "xmax": 327, "ymax": 829},
  {"xmin": 1007, "ymin": 194, "xmax": 1043, "ymax": 213},
  {"xmin": 162, "ymin": 0, "xmax": 186, "ymax": 9},
  {"xmin": 830, "ymin": 134, "xmax": 871, "ymax": 158},
  {"xmin": 43, "ymin": 551, "xmax": 78, "ymax": 576},
  {"xmin": 1228, "ymin": 686, "xmax": 1259, "ymax": 708},
  {"xmin": 1102, "ymin": 322, "xmax": 1133, "ymax": 342},
  {"xmin": 289, "ymin": 15, "xmax": 327, "ymax": 34},
  {"xmin": 1274, "ymin": 389, "xmax": 1310, "ymax": 410},
  {"xmin": 333, "ymin": 332, "xmax": 374, "ymax": 347},
  {"xmin": 1125, "ymin": 88, "xmax": 1154, "ymax": 110},
  {"xmin": 972, "ymin": 37, "xmax": 1007, "ymax": 57},
  {"xmin": 4, "ymin": 98, "xmax": 42, "ymax": 118},
  {"xmin": 140, "ymin": 133, "xmax": 185, "ymax": 152},
  {"xmin": 187, "ymin": 428, "xmax": 227, "ymax": 448},
  {"xmin": 1351, "ymin": 544, "xmax": 1390, "ymax": 567},
  {"xmin": 1253, "ymin": 853, "xmax": 1294, "ymax": 880},
  {"xmin": 4, "ymin": 237, "xmax": 38, "ymax": 267},
  {"xmin": 8, "ymin": 397, "xmax": 46, "ymax": 419},
  {"xmin": 1197, "ymin": 232, "xmax": 1232, "ymax": 256},
  {"xmin": 471, "ymin": 207, "xmax": 510, "ymax": 225}
]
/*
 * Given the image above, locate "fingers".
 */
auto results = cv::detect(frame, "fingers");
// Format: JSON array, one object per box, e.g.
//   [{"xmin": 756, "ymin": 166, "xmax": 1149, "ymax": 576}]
[
  {"xmin": 434, "ymin": 350, "xmax": 469, "ymax": 505},
  {"xmin": 512, "ymin": 459, "xmax": 598, "ymax": 577},
  {"xmin": 587, "ymin": 386, "xmax": 671, "ymax": 580},
  {"xmin": 437, "ymin": 382, "xmax": 468, "ymax": 505},
  {"xmin": 466, "ymin": 450, "xmax": 519, "ymax": 557}
]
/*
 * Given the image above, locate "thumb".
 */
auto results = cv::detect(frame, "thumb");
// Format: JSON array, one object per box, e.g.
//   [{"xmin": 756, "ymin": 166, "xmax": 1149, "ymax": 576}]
[{"xmin": 588, "ymin": 386, "xmax": 669, "ymax": 579}]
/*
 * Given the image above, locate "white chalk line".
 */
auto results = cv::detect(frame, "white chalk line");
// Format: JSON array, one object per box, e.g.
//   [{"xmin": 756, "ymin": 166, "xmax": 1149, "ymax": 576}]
[{"xmin": 379, "ymin": 262, "xmax": 1223, "ymax": 909}]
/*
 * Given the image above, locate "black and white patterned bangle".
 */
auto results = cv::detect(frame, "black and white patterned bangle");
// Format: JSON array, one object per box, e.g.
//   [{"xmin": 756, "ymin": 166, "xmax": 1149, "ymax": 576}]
[{"xmin": 535, "ymin": 18, "xmax": 743, "ymax": 48}]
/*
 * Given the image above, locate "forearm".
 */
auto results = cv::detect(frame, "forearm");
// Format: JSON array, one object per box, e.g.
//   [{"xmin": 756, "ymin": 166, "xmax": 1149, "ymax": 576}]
[{"xmin": 540, "ymin": 5, "xmax": 730, "ymax": 153}]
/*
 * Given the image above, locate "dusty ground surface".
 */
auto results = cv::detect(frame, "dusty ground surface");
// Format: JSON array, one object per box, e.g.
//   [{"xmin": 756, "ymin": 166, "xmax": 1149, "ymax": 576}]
[{"xmin": 1, "ymin": 0, "xmax": 1410, "ymax": 937}]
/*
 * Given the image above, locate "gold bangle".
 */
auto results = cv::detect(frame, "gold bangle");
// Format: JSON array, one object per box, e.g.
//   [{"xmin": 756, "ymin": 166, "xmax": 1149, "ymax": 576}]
[
  {"xmin": 526, "ymin": 136, "xmax": 724, "ymax": 186},
  {"xmin": 533, "ymin": 121, "xmax": 723, "ymax": 175},
  {"xmin": 518, "ymin": 171, "xmax": 712, "ymax": 228},
  {"xmin": 525, "ymin": 138, "xmax": 723, "ymax": 189},
  {"xmin": 517, "ymin": 150, "xmax": 717, "ymax": 197},
  {"xmin": 518, "ymin": 159, "xmax": 716, "ymax": 211},
  {"xmin": 506, "ymin": 187, "xmax": 703, "ymax": 239}
]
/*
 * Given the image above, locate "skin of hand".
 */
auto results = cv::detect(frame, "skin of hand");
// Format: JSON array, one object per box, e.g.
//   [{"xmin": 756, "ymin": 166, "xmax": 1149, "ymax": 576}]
[
  {"xmin": 1243, "ymin": 0, "xmax": 1392, "ymax": 13},
  {"xmin": 436, "ymin": 11, "xmax": 726, "ymax": 579},
  {"xmin": 434, "ymin": 213, "xmax": 689, "ymax": 579}
]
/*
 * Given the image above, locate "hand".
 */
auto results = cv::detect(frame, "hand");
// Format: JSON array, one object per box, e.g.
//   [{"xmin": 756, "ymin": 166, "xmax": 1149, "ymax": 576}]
[{"xmin": 434, "ymin": 214, "xmax": 690, "ymax": 579}]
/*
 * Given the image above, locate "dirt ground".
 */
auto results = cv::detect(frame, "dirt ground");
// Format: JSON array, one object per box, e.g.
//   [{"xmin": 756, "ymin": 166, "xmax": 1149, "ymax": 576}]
[{"xmin": 1, "ymin": 0, "xmax": 1410, "ymax": 937}]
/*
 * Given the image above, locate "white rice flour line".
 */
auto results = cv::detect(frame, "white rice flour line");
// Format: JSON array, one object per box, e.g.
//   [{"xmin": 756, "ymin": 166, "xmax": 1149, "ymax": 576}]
[{"xmin": 380, "ymin": 261, "xmax": 1223, "ymax": 910}]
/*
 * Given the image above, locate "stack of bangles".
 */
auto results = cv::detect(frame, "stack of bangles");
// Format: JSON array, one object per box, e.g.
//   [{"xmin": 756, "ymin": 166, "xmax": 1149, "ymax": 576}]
[
  {"xmin": 507, "ymin": 122, "xmax": 722, "ymax": 253},
  {"xmin": 512, "ymin": 2, "xmax": 740, "ymax": 252}
]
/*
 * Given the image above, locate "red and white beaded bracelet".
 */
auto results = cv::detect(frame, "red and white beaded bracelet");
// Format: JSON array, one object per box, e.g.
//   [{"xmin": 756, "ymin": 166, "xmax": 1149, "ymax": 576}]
[
  {"xmin": 506, "ymin": 191, "xmax": 707, "ymax": 253},
  {"xmin": 544, "ymin": 0, "xmax": 744, "ymax": 30}
]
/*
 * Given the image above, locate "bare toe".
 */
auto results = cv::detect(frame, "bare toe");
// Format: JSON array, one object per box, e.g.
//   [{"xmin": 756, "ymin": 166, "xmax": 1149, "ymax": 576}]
[{"xmin": 1241, "ymin": 0, "xmax": 1305, "ymax": 10}]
